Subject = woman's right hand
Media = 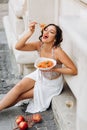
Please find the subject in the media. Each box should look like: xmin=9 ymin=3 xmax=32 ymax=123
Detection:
xmin=29 ymin=21 xmax=37 ymax=34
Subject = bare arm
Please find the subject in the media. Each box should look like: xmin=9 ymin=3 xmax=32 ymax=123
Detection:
xmin=15 ymin=22 xmax=40 ymax=51
xmin=52 ymin=47 xmax=77 ymax=75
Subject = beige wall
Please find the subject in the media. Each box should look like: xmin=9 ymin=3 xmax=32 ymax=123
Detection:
xmin=28 ymin=0 xmax=55 ymax=24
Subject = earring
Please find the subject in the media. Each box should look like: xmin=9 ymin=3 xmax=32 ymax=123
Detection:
xmin=54 ymin=39 xmax=56 ymax=42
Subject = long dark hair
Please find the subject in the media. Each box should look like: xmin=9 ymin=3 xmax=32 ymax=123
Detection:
xmin=39 ymin=24 xmax=63 ymax=47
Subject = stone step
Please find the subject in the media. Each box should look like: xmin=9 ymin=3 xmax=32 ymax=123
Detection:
xmin=52 ymin=83 xmax=76 ymax=130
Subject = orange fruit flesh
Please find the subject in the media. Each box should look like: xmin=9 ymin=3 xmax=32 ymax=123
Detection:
xmin=40 ymin=23 xmax=46 ymax=29
xmin=37 ymin=60 xmax=53 ymax=68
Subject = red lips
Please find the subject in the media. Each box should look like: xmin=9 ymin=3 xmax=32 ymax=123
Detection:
xmin=42 ymin=35 xmax=48 ymax=39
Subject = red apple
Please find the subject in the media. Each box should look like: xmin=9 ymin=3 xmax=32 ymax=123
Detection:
xmin=19 ymin=121 xmax=28 ymax=130
xmin=32 ymin=113 xmax=42 ymax=123
xmin=16 ymin=115 xmax=25 ymax=125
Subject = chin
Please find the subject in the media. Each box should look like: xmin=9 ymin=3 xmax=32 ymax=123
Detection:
xmin=42 ymin=39 xmax=49 ymax=43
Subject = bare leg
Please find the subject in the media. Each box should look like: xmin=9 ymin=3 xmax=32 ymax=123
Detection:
xmin=0 ymin=78 xmax=35 ymax=111
xmin=6 ymin=88 xmax=34 ymax=107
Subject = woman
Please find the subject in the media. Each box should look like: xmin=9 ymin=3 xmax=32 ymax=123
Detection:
xmin=0 ymin=22 xmax=77 ymax=113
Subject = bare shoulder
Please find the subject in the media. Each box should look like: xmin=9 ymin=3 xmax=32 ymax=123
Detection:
xmin=55 ymin=47 xmax=71 ymax=60
xmin=36 ymin=41 xmax=42 ymax=50
xmin=29 ymin=40 xmax=41 ymax=46
xmin=27 ymin=40 xmax=41 ymax=50
xmin=55 ymin=47 xmax=65 ymax=56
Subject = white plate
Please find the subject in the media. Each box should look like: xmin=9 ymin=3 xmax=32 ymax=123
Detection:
xmin=34 ymin=57 xmax=56 ymax=70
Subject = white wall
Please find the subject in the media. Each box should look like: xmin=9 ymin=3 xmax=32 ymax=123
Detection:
xmin=58 ymin=0 xmax=87 ymax=129
xmin=29 ymin=0 xmax=55 ymax=24
xmin=59 ymin=0 xmax=87 ymax=100
xmin=26 ymin=0 xmax=60 ymax=41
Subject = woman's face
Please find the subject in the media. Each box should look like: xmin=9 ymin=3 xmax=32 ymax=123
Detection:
xmin=41 ymin=25 xmax=56 ymax=44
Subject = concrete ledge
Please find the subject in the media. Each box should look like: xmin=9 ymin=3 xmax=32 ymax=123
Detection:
xmin=52 ymin=83 xmax=76 ymax=130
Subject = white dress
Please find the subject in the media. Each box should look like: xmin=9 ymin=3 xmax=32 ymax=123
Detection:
xmin=24 ymin=69 xmax=64 ymax=113
xmin=24 ymin=46 xmax=64 ymax=113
